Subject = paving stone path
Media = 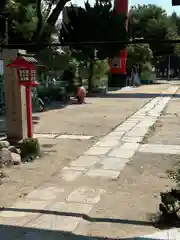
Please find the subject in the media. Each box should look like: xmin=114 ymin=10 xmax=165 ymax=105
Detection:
xmin=34 ymin=134 xmax=93 ymax=140
xmin=60 ymin=86 xmax=178 ymax=180
xmin=0 ymin=86 xmax=179 ymax=240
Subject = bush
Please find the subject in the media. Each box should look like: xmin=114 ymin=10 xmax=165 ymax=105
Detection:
xmin=156 ymin=165 xmax=180 ymax=226
xmin=20 ymin=138 xmax=41 ymax=161
xmin=157 ymin=189 xmax=180 ymax=225
xmin=38 ymin=87 xmax=65 ymax=101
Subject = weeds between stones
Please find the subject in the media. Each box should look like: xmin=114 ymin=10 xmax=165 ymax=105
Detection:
xmin=20 ymin=138 xmax=41 ymax=162
xmin=0 ymin=171 xmax=7 ymax=185
xmin=140 ymin=121 xmax=162 ymax=144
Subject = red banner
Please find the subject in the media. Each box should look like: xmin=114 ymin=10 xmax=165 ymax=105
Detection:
xmin=110 ymin=0 xmax=128 ymax=74
xmin=110 ymin=49 xmax=127 ymax=74
xmin=114 ymin=0 xmax=128 ymax=13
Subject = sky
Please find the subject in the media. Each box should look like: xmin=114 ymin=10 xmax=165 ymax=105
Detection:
xmin=72 ymin=0 xmax=180 ymax=15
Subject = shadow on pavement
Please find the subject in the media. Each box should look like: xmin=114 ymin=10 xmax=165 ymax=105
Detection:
xmin=90 ymin=93 xmax=180 ymax=99
xmin=0 ymin=223 xmax=162 ymax=240
xmin=36 ymin=99 xmax=84 ymax=112
xmin=0 ymin=207 xmax=161 ymax=239
xmin=32 ymin=116 xmax=40 ymax=125
xmin=0 ymin=207 xmax=152 ymax=226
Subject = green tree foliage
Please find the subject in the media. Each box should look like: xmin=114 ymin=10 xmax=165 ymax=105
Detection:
xmin=60 ymin=1 xmax=127 ymax=59
xmin=0 ymin=0 xmax=70 ymax=51
xmin=129 ymin=4 xmax=177 ymax=57
xmin=127 ymin=43 xmax=153 ymax=69
xmin=59 ymin=0 xmax=128 ymax=91
xmin=128 ymin=4 xmax=180 ymax=78
xmin=37 ymin=46 xmax=71 ymax=71
xmin=8 ymin=3 xmax=38 ymax=42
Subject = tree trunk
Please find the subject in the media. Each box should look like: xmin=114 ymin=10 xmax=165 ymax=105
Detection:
xmin=46 ymin=0 xmax=71 ymax=27
xmin=32 ymin=0 xmax=70 ymax=47
xmin=88 ymin=59 xmax=94 ymax=94
xmin=78 ymin=65 xmax=82 ymax=85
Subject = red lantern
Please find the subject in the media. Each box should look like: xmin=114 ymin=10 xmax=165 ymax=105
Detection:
xmin=7 ymin=55 xmax=39 ymax=138
xmin=7 ymin=56 xmax=39 ymax=87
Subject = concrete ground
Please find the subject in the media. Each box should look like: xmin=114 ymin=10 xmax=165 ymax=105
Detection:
xmin=33 ymin=84 xmax=169 ymax=136
xmin=0 ymin=83 xmax=178 ymax=239
xmin=144 ymin=88 xmax=180 ymax=145
xmin=0 ymin=84 xmax=167 ymax=208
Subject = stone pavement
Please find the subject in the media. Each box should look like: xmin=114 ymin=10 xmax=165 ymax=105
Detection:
xmin=33 ymin=84 xmax=170 ymax=137
xmin=140 ymin=228 xmax=180 ymax=240
xmin=0 ymin=85 xmax=179 ymax=239
xmin=60 ymin=86 xmax=178 ymax=180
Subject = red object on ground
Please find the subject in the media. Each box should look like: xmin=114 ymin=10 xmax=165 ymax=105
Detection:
xmin=110 ymin=0 xmax=128 ymax=75
xmin=7 ymin=56 xmax=39 ymax=138
xmin=77 ymin=86 xmax=86 ymax=103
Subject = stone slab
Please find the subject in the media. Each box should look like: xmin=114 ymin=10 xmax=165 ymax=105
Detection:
xmin=86 ymin=168 xmax=119 ymax=179
xmin=66 ymin=187 xmax=105 ymax=204
xmin=124 ymin=120 xmax=140 ymax=125
xmin=27 ymin=187 xmax=64 ymax=201
xmin=47 ymin=201 xmax=93 ymax=214
xmin=148 ymin=113 xmax=160 ymax=117
xmin=27 ymin=213 xmax=81 ymax=232
xmin=138 ymin=144 xmax=180 ymax=155
xmin=130 ymin=115 xmax=145 ymax=120
xmin=106 ymin=131 xmax=125 ymax=137
xmin=116 ymin=124 xmax=135 ymax=132
xmin=95 ymin=139 xmax=120 ymax=147
xmin=34 ymin=133 xmax=58 ymax=139
xmin=120 ymin=142 xmax=140 ymax=150
xmin=126 ymin=128 xmax=149 ymax=137
xmin=100 ymin=135 xmax=123 ymax=142
xmin=136 ymin=121 xmax=155 ymax=128
xmin=100 ymin=157 xmax=128 ymax=171
xmin=122 ymin=136 xmax=143 ymax=143
xmin=108 ymin=146 xmax=135 ymax=158
xmin=62 ymin=166 xmax=87 ymax=172
xmin=57 ymin=135 xmax=93 ymax=140
xmin=140 ymin=228 xmax=180 ymax=240
xmin=84 ymin=146 xmax=110 ymax=156
xmin=70 ymin=155 xmax=100 ymax=168
xmin=135 ymin=110 xmax=147 ymax=115
xmin=0 ymin=200 xmax=49 ymax=218
xmin=60 ymin=170 xmax=82 ymax=182
xmin=133 ymin=113 xmax=146 ymax=117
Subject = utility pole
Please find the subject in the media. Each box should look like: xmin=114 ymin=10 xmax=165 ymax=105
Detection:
xmin=0 ymin=14 xmax=8 ymax=45
xmin=168 ymin=55 xmax=171 ymax=81
xmin=5 ymin=18 xmax=8 ymax=45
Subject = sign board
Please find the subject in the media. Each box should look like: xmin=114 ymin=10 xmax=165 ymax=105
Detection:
xmin=111 ymin=57 xmax=121 ymax=68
